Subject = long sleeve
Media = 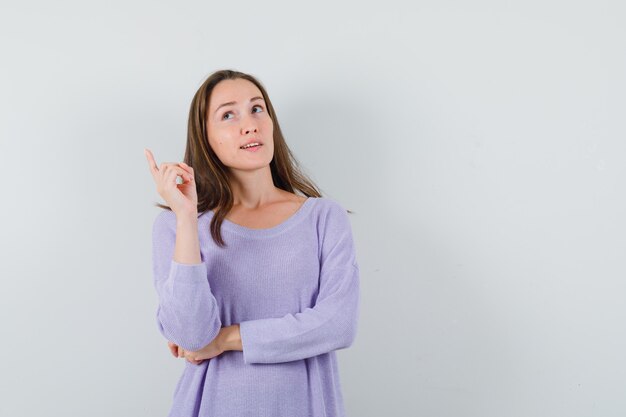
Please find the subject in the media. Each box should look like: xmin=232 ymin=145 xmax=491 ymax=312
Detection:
xmin=151 ymin=211 xmax=222 ymax=352
xmin=238 ymin=201 xmax=361 ymax=364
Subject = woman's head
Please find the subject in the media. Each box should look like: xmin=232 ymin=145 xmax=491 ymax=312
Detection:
xmin=155 ymin=69 xmax=322 ymax=247
xmin=205 ymin=77 xmax=274 ymax=174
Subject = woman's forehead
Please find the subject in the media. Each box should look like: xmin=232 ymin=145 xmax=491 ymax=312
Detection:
xmin=211 ymin=79 xmax=262 ymax=106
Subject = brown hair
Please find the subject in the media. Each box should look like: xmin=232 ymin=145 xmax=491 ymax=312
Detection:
xmin=153 ymin=68 xmax=326 ymax=247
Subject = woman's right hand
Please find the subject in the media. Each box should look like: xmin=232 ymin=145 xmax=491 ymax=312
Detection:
xmin=144 ymin=148 xmax=198 ymax=216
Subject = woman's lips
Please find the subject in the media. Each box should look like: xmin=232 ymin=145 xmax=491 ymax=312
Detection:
xmin=241 ymin=144 xmax=263 ymax=152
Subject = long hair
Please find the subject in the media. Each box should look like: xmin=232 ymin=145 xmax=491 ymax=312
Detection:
xmin=154 ymin=69 xmax=325 ymax=247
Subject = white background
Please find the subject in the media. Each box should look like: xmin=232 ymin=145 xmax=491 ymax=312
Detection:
xmin=0 ymin=1 xmax=624 ymax=416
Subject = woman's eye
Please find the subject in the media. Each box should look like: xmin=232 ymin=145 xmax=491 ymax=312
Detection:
xmin=222 ymin=105 xmax=263 ymax=120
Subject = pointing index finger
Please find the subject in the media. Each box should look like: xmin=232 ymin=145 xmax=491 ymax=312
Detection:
xmin=144 ymin=148 xmax=159 ymax=177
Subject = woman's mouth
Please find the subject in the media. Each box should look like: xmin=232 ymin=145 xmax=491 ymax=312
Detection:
xmin=240 ymin=143 xmax=263 ymax=152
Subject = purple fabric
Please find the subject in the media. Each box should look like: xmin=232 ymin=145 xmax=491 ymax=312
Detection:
xmin=151 ymin=197 xmax=360 ymax=417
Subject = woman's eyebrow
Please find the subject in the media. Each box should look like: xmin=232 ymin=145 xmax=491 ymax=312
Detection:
xmin=214 ymin=96 xmax=264 ymax=115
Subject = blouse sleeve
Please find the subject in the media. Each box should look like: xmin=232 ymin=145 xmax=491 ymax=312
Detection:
xmin=151 ymin=211 xmax=222 ymax=352
xmin=238 ymin=201 xmax=361 ymax=364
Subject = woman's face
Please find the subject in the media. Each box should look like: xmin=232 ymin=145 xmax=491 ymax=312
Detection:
xmin=206 ymin=78 xmax=274 ymax=172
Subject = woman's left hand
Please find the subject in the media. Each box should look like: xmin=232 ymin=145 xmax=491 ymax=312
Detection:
xmin=183 ymin=336 xmax=224 ymax=363
xmin=174 ymin=326 xmax=233 ymax=364
xmin=168 ymin=325 xmax=241 ymax=365
xmin=167 ymin=340 xmax=205 ymax=365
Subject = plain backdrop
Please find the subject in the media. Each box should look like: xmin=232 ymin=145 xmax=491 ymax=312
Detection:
xmin=1 ymin=1 xmax=624 ymax=416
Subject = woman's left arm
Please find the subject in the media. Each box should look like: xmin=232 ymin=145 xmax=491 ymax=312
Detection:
xmin=235 ymin=202 xmax=361 ymax=364
xmin=218 ymin=324 xmax=243 ymax=351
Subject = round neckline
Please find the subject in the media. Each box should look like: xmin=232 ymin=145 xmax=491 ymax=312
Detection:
xmin=209 ymin=197 xmax=316 ymax=237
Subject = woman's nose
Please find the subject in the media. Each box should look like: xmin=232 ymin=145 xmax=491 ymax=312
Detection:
xmin=240 ymin=115 xmax=258 ymax=135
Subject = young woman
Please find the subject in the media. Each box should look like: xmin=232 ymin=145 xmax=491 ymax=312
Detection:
xmin=144 ymin=69 xmax=360 ymax=417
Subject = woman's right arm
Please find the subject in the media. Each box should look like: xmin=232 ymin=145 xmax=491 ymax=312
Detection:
xmin=145 ymin=149 xmax=222 ymax=352
xmin=151 ymin=210 xmax=222 ymax=352
xmin=173 ymin=213 xmax=202 ymax=265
